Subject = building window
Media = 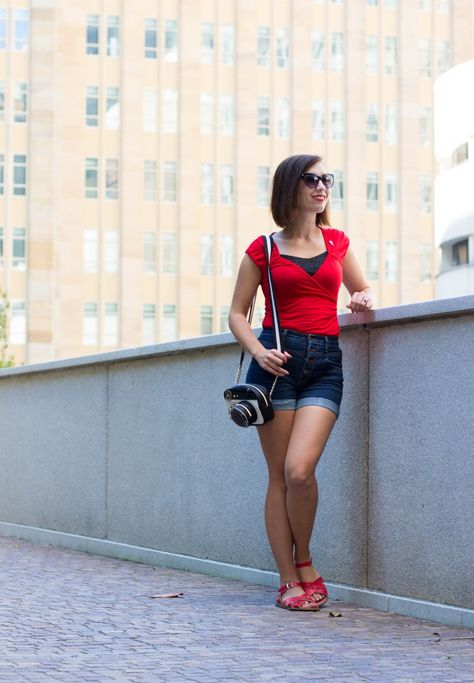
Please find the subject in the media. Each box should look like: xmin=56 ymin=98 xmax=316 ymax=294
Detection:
xmin=107 ymin=16 xmax=120 ymax=57
xmin=142 ymin=304 xmax=156 ymax=345
xmin=312 ymin=32 xmax=325 ymax=70
xmin=83 ymin=303 xmax=98 ymax=346
xmin=163 ymin=233 xmax=177 ymax=274
xmin=83 ymin=229 xmax=98 ymax=273
xmin=420 ymin=176 xmax=432 ymax=213
xmin=201 ymin=22 xmax=214 ymax=64
xmin=105 ymin=159 xmax=119 ymax=199
xmin=10 ymin=301 xmax=26 ymax=344
xmin=165 ymin=20 xmax=178 ymax=62
xmin=276 ymin=28 xmax=289 ymax=68
xmin=200 ymin=92 xmax=214 ymax=135
xmin=257 ymin=26 xmax=270 ymax=67
xmin=143 ymin=232 xmax=156 ymax=273
xmin=419 ymin=243 xmax=432 ymax=281
xmin=332 ymin=170 xmax=344 ymax=210
xmin=162 ymin=304 xmax=177 ymax=342
xmin=385 ymin=36 xmax=397 ymax=75
xmin=366 ymin=240 xmax=379 ymax=280
xmin=144 ymin=18 xmax=157 ymax=59
xmin=331 ymin=33 xmax=344 ymax=71
xmin=163 ymin=161 xmax=177 ymax=202
xmin=105 ymin=87 xmax=120 ymax=129
xmin=144 ymin=160 xmax=157 ymax=201
xmin=437 ymin=40 xmax=451 ymax=75
xmin=312 ymin=100 xmax=325 ymax=140
xmin=331 ymin=101 xmax=345 ymax=141
xmin=257 ymin=166 xmax=270 ymax=207
xmin=419 ymin=107 xmax=432 ymax=147
xmin=201 ymin=163 xmax=214 ymax=204
xmin=221 ymin=24 xmax=235 ymax=65
xmin=200 ymin=234 xmax=214 ymax=275
xmin=385 ymin=241 xmax=398 ymax=282
xmin=143 ymin=89 xmax=158 ymax=132
xmin=200 ymin=305 xmax=213 ymax=335
xmin=86 ymin=86 xmax=99 ymax=126
xmin=0 ymin=9 xmax=6 ymax=50
xmin=13 ymin=82 xmax=27 ymax=123
xmin=220 ymin=165 xmax=234 ymax=205
xmin=437 ymin=0 xmax=450 ymax=11
xmin=367 ymin=0 xmax=378 ymax=5
xmin=220 ymin=235 xmax=234 ymax=277
xmin=385 ymin=0 xmax=397 ymax=7
xmin=366 ymin=35 xmax=378 ymax=74
xmin=85 ymin=158 xmax=98 ymax=198
xmin=0 ymin=82 xmax=5 ymax=121
xmin=452 ymin=239 xmax=469 ymax=266
xmin=419 ymin=39 xmax=432 ymax=77
xmin=13 ymin=155 xmax=27 ymax=195
xmin=257 ymin=96 xmax=270 ymax=136
xmin=220 ymin=94 xmax=234 ymax=136
xmin=104 ymin=303 xmax=118 ymax=346
xmin=384 ymin=104 xmax=398 ymax=144
xmin=104 ymin=230 xmax=119 ymax=272
xmin=419 ymin=0 xmax=431 ymax=8
xmin=86 ymin=14 xmax=99 ymax=55
xmin=163 ymin=90 xmax=178 ymax=133
xmin=366 ymin=103 xmax=379 ymax=142
xmin=13 ymin=9 xmax=29 ymax=52
xmin=384 ymin=173 xmax=398 ymax=212
xmin=366 ymin=172 xmax=379 ymax=211
xmin=277 ymin=97 xmax=290 ymax=139
xmin=12 ymin=228 xmax=26 ymax=270
xmin=220 ymin=305 xmax=230 ymax=333
xmin=0 ymin=153 xmax=3 ymax=194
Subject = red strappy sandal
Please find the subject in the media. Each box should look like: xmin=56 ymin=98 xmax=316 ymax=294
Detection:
xmin=295 ymin=559 xmax=329 ymax=608
xmin=275 ymin=581 xmax=321 ymax=611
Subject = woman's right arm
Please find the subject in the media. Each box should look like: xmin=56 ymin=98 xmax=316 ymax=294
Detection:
xmin=228 ymin=255 xmax=290 ymax=377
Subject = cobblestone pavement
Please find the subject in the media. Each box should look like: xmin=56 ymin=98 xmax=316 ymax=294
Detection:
xmin=0 ymin=537 xmax=473 ymax=682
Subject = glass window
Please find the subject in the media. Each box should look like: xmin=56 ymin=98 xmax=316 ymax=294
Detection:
xmin=385 ymin=0 xmax=397 ymax=6
xmin=104 ymin=303 xmax=118 ymax=346
xmin=220 ymin=305 xmax=230 ymax=333
xmin=452 ymin=239 xmax=468 ymax=266
xmin=201 ymin=22 xmax=214 ymax=64
xmin=419 ymin=0 xmax=431 ymax=8
xmin=143 ymin=232 xmax=156 ymax=273
xmin=366 ymin=240 xmax=379 ymax=280
xmin=162 ymin=304 xmax=177 ymax=342
xmin=144 ymin=18 xmax=157 ymax=59
xmin=142 ymin=304 xmax=156 ymax=345
xmin=366 ymin=103 xmax=379 ymax=142
xmin=220 ymin=165 xmax=234 ymax=205
xmin=276 ymin=28 xmax=289 ymax=68
xmin=165 ymin=20 xmax=178 ymax=62
xmin=385 ymin=36 xmax=397 ymax=75
xmin=312 ymin=101 xmax=325 ymax=140
xmin=277 ymin=97 xmax=290 ymax=139
xmin=384 ymin=173 xmax=398 ymax=212
xmin=105 ymin=87 xmax=120 ymax=129
xmin=366 ymin=35 xmax=378 ymax=74
xmin=201 ymin=163 xmax=214 ymax=204
xmin=144 ymin=160 xmax=157 ymax=201
xmin=107 ymin=16 xmax=120 ymax=57
xmin=104 ymin=230 xmax=119 ymax=272
xmin=385 ymin=104 xmax=398 ymax=144
xmin=86 ymin=14 xmax=99 ymax=55
xmin=331 ymin=101 xmax=345 ymax=141
xmin=419 ymin=243 xmax=432 ymax=282
xmin=13 ymin=82 xmax=28 ymax=123
xmin=257 ymin=96 xmax=270 ymax=136
xmin=200 ymin=234 xmax=214 ymax=275
xmin=163 ymin=161 xmax=177 ymax=202
xmin=257 ymin=26 xmax=270 ymax=67
xmin=221 ymin=24 xmax=235 ymax=65
xmin=0 ymin=82 xmax=5 ymax=121
xmin=105 ymin=159 xmax=119 ymax=199
xmin=419 ymin=39 xmax=432 ymax=77
xmin=200 ymin=92 xmax=214 ymax=135
xmin=220 ymin=94 xmax=234 ymax=136
xmin=437 ymin=40 xmax=451 ymax=75
xmin=163 ymin=233 xmax=177 ymax=274
xmin=200 ymin=305 xmax=213 ymax=335
xmin=13 ymin=9 xmax=29 ymax=52
xmin=85 ymin=158 xmax=98 ymax=198
xmin=10 ymin=301 xmax=26 ymax=344
xmin=420 ymin=107 xmax=432 ymax=146
xmin=366 ymin=172 xmax=379 ymax=211
xmin=13 ymin=155 xmax=27 ymax=195
xmin=385 ymin=241 xmax=398 ymax=282
xmin=220 ymin=235 xmax=234 ymax=277
xmin=83 ymin=302 xmax=98 ymax=346
xmin=12 ymin=228 xmax=26 ymax=270
xmin=331 ymin=33 xmax=344 ymax=71
xmin=163 ymin=90 xmax=178 ymax=133
xmin=257 ymin=166 xmax=270 ymax=207
xmin=0 ymin=9 xmax=6 ymax=50
xmin=312 ymin=32 xmax=325 ymax=70
xmin=332 ymin=170 xmax=344 ymax=210
xmin=420 ymin=175 xmax=432 ymax=213
xmin=86 ymin=86 xmax=99 ymax=126
xmin=143 ymin=89 xmax=158 ymax=132
xmin=367 ymin=0 xmax=378 ymax=5
xmin=83 ymin=229 xmax=98 ymax=273
xmin=437 ymin=0 xmax=450 ymax=11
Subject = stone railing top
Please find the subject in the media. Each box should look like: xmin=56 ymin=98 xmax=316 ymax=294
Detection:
xmin=1 ymin=295 xmax=473 ymax=378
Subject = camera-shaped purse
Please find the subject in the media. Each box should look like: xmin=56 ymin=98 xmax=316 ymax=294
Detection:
xmin=224 ymin=383 xmax=275 ymax=428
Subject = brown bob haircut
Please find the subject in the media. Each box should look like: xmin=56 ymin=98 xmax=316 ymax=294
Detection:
xmin=270 ymin=154 xmax=331 ymax=228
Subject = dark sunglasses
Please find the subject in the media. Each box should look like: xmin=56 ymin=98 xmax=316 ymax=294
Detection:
xmin=301 ymin=172 xmax=335 ymax=189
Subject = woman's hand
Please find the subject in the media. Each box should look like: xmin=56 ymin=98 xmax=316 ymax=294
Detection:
xmin=346 ymin=291 xmax=374 ymax=313
xmin=254 ymin=349 xmax=292 ymax=377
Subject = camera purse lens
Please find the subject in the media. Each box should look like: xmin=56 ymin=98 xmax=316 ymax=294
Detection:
xmin=230 ymin=400 xmax=258 ymax=428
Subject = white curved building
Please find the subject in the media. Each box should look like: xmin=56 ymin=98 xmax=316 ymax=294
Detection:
xmin=434 ymin=59 xmax=474 ymax=298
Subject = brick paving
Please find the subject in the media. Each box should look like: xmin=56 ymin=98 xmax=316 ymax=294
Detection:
xmin=0 ymin=536 xmax=473 ymax=682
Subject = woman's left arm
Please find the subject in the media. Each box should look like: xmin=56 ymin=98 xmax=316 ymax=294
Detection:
xmin=342 ymin=246 xmax=375 ymax=313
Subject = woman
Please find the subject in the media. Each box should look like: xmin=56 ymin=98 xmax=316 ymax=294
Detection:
xmin=228 ymin=154 xmax=374 ymax=611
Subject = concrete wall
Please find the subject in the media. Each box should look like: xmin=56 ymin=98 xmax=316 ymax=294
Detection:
xmin=1 ymin=297 xmax=473 ymax=615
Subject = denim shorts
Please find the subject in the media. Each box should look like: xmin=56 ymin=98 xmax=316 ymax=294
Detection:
xmin=245 ymin=328 xmax=344 ymax=418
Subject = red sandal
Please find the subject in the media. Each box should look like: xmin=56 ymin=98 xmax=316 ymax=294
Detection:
xmin=295 ymin=559 xmax=329 ymax=608
xmin=275 ymin=581 xmax=321 ymax=611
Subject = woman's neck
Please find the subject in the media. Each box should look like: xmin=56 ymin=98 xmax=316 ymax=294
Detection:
xmin=283 ymin=217 xmax=321 ymax=241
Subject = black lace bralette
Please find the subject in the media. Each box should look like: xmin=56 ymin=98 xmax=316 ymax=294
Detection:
xmin=280 ymin=251 xmax=328 ymax=277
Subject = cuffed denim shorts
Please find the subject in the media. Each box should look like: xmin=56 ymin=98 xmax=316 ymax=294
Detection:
xmin=245 ymin=328 xmax=344 ymax=418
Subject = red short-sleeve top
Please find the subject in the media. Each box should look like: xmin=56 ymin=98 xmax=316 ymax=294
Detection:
xmin=245 ymin=227 xmax=350 ymax=336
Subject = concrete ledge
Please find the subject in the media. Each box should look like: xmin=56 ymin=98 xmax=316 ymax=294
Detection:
xmin=1 ymin=523 xmax=472 ymax=630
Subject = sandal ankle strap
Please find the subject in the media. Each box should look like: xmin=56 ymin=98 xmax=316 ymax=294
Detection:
xmin=295 ymin=559 xmax=313 ymax=569
xmin=278 ymin=581 xmax=301 ymax=594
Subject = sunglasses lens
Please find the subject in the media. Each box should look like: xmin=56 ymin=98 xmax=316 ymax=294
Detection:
xmin=322 ymin=174 xmax=334 ymax=188
xmin=302 ymin=174 xmax=317 ymax=188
